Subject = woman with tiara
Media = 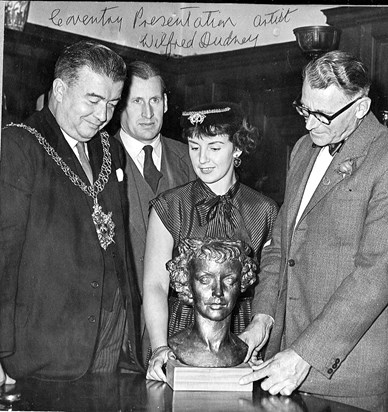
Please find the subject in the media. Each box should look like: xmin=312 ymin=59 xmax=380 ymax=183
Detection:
xmin=143 ymin=102 xmax=278 ymax=381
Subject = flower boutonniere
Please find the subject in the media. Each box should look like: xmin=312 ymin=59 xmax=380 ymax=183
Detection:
xmin=336 ymin=159 xmax=354 ymax=179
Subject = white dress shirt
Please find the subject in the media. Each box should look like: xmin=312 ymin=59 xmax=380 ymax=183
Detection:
xmin=294 ymin=146 xmax=333 ymax=228
xmin=61 ymin=129 xmax=90 ymax=161
xmin=119 ymin=129 xmax=162 ymax=176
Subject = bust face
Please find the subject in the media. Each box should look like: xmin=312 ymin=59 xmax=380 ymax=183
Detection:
xmin=189 ymin=258 xmax=242 ymax=322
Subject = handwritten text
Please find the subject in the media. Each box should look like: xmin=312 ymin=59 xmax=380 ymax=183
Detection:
xmin=133 ymin=6 xmax=236 ymax=29
xmin=49 ymin=6 xmax=123 ymax=32
xmin=253 ymin=8 xmax=298 ymax=27
xmin=139 ymin=30 xmax=259 ymax=56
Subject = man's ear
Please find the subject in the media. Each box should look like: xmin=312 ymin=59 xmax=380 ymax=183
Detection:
xmin=163 ymin=93 xmax=168 ymax=114
xmin=52 ymin=78 xmax=67 ymax=102
xmin=355 ymin=96 xmax=371 ymax=119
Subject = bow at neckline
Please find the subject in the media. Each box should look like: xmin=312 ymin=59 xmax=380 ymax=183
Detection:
xmin=195 ymin=180 xmax=240 ymax=227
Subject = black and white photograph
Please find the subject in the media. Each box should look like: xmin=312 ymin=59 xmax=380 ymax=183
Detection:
xmin=0 ymin=2 xmax=387 ymax=411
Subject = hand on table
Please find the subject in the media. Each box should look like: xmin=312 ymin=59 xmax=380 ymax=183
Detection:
xmin=146 ymin=346 xmax=176 ymax=382
xmin=239 ymin=348 xmax=311 ymax=396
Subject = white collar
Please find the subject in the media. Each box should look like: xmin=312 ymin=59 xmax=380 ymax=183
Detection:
xmin=119 ymin=129 xmax=162 ymax=160
xmin=61 ymin=129 xmax=91 ymax=159
xmin=61 ymin=128 xmax=79 ymax=151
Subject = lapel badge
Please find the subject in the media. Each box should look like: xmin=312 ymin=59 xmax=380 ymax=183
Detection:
xmin=322 ymin=176 xmax=331 ymax=186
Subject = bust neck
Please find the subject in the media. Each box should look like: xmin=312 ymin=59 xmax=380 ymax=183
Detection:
xmin=168 ymin=318 xmax=248 ymax=367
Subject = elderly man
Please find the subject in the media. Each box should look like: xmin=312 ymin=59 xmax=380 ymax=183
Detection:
xmin=0 ymin=40 xmax=143 ymax=382
xmin=240 ymin=51 xmax=388 ymax=412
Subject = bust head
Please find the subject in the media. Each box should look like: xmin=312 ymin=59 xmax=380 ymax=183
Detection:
xmin=167 ymin=237 xmax=256 ymax=310
xmin=166 ymin=238 xmax=257 ymax=367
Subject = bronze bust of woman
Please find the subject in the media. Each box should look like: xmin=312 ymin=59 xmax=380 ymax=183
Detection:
xmin=166 ymin=238 xmax=257 ymax=368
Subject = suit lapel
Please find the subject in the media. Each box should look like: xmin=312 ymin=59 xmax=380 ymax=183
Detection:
xmin=159 ymin=137 xmax=176 ymax=192
xmin=128 ymin=156 xmax=151 ymax=226
xmin=297 ymin=113 xmax=375 ymax=223
xmin=159 ymin=135 xmax=192 ymax=192
xmin=45 ymin=110 xmax=85 ymax=183
xmin=113 ymin=133 xmax=149 ymax=241
xmin=286 ymin=140 xmax=319 ymax=235
xmin=42 ymin=109 xmax=95 ymax=214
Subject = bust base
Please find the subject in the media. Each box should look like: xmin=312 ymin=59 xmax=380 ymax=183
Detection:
xmin=166 ymin=359 xmax=253 ymax=391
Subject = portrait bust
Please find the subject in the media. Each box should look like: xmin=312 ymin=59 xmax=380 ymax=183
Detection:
xmin=166 ymin=238 xmax=257 ymax=367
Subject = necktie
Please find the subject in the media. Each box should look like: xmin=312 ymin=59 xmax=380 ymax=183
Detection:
xmin=143 ymin=145 xmax=162 ymax=193
xmin=312 ymin=140 xmax=345 ymax=156
xmin=76 ymin=141 xmax=94 ymax=185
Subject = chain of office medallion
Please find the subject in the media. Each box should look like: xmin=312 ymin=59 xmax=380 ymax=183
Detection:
xmin=7 ymin=122 xmax=111 ymax=199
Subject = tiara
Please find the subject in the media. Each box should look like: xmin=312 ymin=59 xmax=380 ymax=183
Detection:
xmin=182 ymin=107 xmax=231 ymax=125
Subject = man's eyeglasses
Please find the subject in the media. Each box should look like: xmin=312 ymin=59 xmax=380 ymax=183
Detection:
xmin=292 ymin=95 xmax=363 ymax=125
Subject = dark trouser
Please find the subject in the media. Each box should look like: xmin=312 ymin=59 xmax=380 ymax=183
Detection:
xmin=89 ymin=289 xmax=126 ymax=373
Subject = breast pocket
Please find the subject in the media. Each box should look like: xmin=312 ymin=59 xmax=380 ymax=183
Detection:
xmin=328 ymin=188 xmax=367 ymax=241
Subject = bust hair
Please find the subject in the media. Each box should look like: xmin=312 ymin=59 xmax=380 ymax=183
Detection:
xmin=166 ymin=238 xmax=257 ymax=305
xmin=303 ymin=50 xmax=371 ymax=98
xmin=54 ymin=40 xmax=127 ymax=87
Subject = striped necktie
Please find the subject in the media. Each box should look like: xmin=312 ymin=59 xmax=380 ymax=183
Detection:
xmin=76 ymin=141 xmax=94 ymax=185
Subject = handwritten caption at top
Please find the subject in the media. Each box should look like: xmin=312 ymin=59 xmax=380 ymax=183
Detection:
xmin=48 ymin=5 xmax=298 ymax=56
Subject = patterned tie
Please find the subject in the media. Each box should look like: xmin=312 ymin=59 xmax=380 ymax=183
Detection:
xmin=143 ymin=145 xmax=162 ymax=193
xmin=76 ymin=142 xmax=94 ymax=185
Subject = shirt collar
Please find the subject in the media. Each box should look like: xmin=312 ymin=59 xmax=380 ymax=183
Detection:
xmin=120 ymin=129 xmax=162 ymax=160
xmin=61 ymin=128 xmax=79 ymax=151
xmin=60 ymin=128 xmax=91 ymax=159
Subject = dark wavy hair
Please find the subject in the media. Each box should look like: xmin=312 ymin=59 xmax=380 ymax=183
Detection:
xmin=54 ymin=40 xmax=127 ymax=87
xmin=181 ymin=102 xmax=258 ymax=155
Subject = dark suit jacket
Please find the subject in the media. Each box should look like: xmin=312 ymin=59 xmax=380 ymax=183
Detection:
xmin=114 ymin=131 xmax=196 ymax=364
xmin=253 ymin=112 xmax=388 ymax=397
xmin=0 ymin=107 xmax=143 ymax=380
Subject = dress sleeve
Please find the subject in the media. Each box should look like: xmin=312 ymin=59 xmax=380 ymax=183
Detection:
xmin=150 ymin=191 xmax=183 ymax=245
xmin=150 ymin=194 xmax=170 ymax=232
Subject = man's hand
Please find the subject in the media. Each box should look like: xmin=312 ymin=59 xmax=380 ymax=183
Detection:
xmin=239 ymin=348 xmax=311 ymax=396
xmin=239 ymin=314 xmax=274 ymax=363
xmin=0 ymin=362 xmax=15 ymax=386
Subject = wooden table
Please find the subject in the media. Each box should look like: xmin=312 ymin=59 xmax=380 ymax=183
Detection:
xmin=0 ymin=373 xmax=367 ymax=411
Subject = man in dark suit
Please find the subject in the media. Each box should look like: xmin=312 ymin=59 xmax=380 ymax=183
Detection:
xmin=114 ymin=61 xmax=196 ymax=366
xmin=240 ymin=51 xmax=388 ymax=411
xmin=0 ymin=40 xmax=143 ymax=383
